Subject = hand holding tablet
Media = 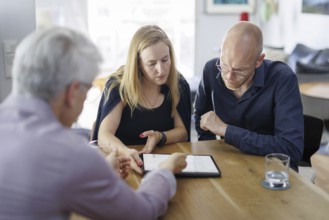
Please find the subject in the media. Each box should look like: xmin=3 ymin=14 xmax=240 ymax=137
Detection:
xmin=141 ymin=153 xmax=221 ymax=177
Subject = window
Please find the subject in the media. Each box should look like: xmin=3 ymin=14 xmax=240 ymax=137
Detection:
xmin=36 ymin=0 xmax=196 ymax=78
xmin=36 ymin=0 xmax=196 ymax=129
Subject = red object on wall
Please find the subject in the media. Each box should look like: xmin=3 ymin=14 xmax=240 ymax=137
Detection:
xmin=240 ymin=12 xmax=249 ymax=21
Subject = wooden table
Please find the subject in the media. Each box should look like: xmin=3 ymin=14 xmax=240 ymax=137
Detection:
xmin=311 ymin=153 xmax=329 ymax=195
xmin=299 ymin=82 xmax=329 ymax=100
xmin=72 ymin=140 xmax=329 ymax=220
xmin=299 ymin=82 xmax=329 ymax=120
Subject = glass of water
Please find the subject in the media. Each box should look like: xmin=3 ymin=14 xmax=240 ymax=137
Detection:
xmin=262 ymin=153 xmax=291 ymax=190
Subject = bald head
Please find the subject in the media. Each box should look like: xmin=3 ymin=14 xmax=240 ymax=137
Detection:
xmin=221 ymin=22 xmax=263 ymax=64
xmin=218 ymin=22 xmax=265 ymax=91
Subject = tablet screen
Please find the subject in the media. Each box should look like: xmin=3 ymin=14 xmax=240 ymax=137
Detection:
xmin=141 ymin=153 xmax=221 ymax=177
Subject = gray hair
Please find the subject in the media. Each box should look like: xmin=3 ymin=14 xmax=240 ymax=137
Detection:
xmin=12 ymin=27 xmax=102 ymax=102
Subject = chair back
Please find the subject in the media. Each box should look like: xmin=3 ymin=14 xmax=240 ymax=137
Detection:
xmin=300 ymin=115 xmax=324 ymax=166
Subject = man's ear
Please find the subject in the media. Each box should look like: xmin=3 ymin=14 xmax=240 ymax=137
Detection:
xmin=64 ymin=80 xmax=80 ymax=108
xmin=255 ymin=53 xmax=265 ymax=68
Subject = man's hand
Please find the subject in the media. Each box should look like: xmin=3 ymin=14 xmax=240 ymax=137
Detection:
xmin=123 ymin=148 xmax=144 ymax=174
xmin=200 ymin=111 xmax=227 ymax=137
xmin=105 ymin=148 xmax=131 ymax=179
xmin=159 ymin=152 xmax=187 ymax=173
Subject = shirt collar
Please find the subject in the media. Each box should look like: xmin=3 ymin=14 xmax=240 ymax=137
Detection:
xmin=253 ymin=61 xmax=265 ymax=88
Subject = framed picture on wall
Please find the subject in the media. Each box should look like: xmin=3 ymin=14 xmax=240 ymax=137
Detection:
xmin=206 ymin=0 xmax=255 ymax=14
xmin=302 ymin=0 xmax=329 ymax=15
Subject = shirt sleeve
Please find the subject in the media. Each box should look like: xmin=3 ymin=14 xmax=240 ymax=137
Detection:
xmin=194 ymin=59 xmax=217 ymax=140
xmin=63 ymin=148 xmax=176 ymax=220
xmin=138 ymin=168 xmax=176 ymax=215
xmin=224 ymin=68 xmax=304 ymax=171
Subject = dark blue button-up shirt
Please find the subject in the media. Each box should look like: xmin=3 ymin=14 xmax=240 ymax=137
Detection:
xmin=194 ymin=58 xmax=304 ymax=171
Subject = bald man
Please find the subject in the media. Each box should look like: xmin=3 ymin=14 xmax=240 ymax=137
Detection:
xmin=194 ymin=22 xmax=304 ymax=171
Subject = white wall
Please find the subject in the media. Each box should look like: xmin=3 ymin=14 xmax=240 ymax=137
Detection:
xmin=0 ymin=0 xmax=36 ymax=101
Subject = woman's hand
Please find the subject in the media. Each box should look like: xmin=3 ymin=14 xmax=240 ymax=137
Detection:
xmin=105 ymin=148 xmax=131 ymax=179
xmin=139 ymin=130 xmax=160 ymax=153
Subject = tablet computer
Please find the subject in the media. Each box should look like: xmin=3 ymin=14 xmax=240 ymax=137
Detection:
xmin=141 ymin=153 xmax=221 ymax=177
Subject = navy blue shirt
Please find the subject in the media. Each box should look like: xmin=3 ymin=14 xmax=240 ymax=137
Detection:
xmin=194 ymin=58 xmax=304 ymax=171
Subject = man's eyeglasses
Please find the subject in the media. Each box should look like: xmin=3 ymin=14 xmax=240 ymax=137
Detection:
xmin=215 ymin=59 xmax=249 ymax=79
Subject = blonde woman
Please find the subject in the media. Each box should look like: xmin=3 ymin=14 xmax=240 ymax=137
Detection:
xmin=93 ymin=25 xmax=191 ymax=173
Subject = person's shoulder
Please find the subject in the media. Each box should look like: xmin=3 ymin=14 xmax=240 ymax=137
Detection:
xmin=36 ymin=129 xmax=106 ymax=174
xmin=104 ymin=75 xmax=119 ymax=89
xmin=263 ymin=60 xmax=295 ymax=78
xmin=202 ymin=58 xmax=218 ymax=77
xmin=177 ymin=73 xmax=189 ymax=85
xmin=104 ymin=66 xmax=125 ymax=89
xmin=204 ymin=57 xmax=217 ymax=67
xmin=54 ymin=130 xmax=91 ymax=153
xmin=177 ymin=73 xmax=191 ymax=94
xmin=59 ymin=132 xmax=108 ymax=171
xmin=263 ymin=60 xmax=298 ymax=85
xmin=103 ymin=74 xmax=122 ymax=102
xmin=265 ymin=60 xmax=294 ymax=74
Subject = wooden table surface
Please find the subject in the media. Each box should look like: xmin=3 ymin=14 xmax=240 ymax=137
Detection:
xmin=299 ymin=82 xmax=329 ymax=120
xmin=311 ymin=153 xmax=329 ymax=195
xmin=72 ymin=140 xmax=329 ymax=220
xmin=299 ymin=82 xmax=329 ymax=100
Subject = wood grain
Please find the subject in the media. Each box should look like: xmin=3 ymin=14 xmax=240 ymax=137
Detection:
xmin=71 ymin=140 xmax=329 ymax=220
xmin=312 ymin=152 xmax=329 ymax=194
xmin=299 ymin=82 xmax=329 ymax=100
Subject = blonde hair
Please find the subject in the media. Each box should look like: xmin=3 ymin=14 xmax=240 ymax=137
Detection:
xmin=106 ymin=25 xmax=179 ymax=116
